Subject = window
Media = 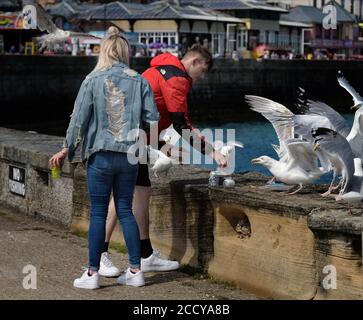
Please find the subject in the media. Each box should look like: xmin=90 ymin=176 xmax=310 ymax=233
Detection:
xmin=265 ymin=31 xmax=269 ymax=44
xmin=239 ymin=29 xmax=248 ymax=48
xmin=212 ymin=33 xmax=224 ymax=55
xmin=138 ymin=32 xmax=177 ymax=47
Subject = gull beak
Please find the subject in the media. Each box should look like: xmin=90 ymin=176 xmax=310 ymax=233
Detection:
xmin=313 ymin=143 xmax=320 ymax=152
xmin=350 ymin=104 xmax=359 ymax=110
xmin=251 ymin=158 xmax=260 ymax=165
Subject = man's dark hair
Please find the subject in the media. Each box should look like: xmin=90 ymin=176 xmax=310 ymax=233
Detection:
xmin=184 ymin=44 xmax=213 ymax=71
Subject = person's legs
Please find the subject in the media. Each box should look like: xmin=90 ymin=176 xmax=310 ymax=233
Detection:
xmin=133 ymin=185 xmax=153 ymax=258
xmin=74 ymin=152 xmax=113 ymax=289
xmin=134 ymin=163 xmax=153 ymax=258
xmin=105 ymin=197 xmax=118 ymax=246
xmin=86 ymin=153 xmax=114 ymax=272
xmin=113 ymin=153 xmax=141 ymax=270
xmin=134 ymin=164 xmax=180 ymax=272
xmin=113 ymin=153 xmax=145 ymax=287
xmin=98 ymin=197 xmax=121 ymax=277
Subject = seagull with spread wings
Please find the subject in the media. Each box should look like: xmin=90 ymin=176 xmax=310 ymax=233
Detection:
xmin=336 ymin=71 xmax=363 ymax=161
xmin=246 ymin=95 xmax=327 ymax=194
xmin=22 ymin=0 xmax=99 ymax=51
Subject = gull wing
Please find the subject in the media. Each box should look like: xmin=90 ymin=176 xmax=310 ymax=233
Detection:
xmin=347 ymin=109 xmax=363 ymax=159
xmin=337 ymin=71 xmax=363 ymax=106
xmin=312 ymin=127 xmax=355 ymax=193
xmin=285 ymin=139 xmax=319 ymax=172
xmin=296 ymin=87 xmax=350 ymax=137
xmin=246 ymin=95 xmax=294 ymax=159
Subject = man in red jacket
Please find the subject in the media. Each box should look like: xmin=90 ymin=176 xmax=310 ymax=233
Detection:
xmin=99 ymin=45 xmax=227 ymax=278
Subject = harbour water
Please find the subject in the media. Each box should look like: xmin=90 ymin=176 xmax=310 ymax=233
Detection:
xmin=196 ymin=113 xmax=355 ymax=184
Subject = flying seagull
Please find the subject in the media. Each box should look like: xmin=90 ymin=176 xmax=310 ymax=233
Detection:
xmin=213 ymin=140 xmax=244 ymax=176
xmin=147 ymin=145 xmax=175 ymax=177
xmin=337 ymin=70 xmax=363 ymax=110
xmin=22 ymin=1 xmax=99 ymax=51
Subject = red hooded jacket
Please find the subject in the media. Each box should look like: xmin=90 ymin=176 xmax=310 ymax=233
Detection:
xmin=142 ymin=53 xmax=212 ymax=154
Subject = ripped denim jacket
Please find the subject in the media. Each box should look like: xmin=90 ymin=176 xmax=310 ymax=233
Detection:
xmin=63 ymin=62 xmax=160 ymax=162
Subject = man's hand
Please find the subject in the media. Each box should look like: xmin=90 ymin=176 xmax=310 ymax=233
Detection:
xmin=211 ymin=149 xmax=227 ymax=168
xmin=49 ymin=148 xmax=68 ymax=168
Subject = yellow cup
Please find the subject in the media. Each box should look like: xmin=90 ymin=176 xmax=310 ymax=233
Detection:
xmin=51 ymin=166 xmax=61 ymax=179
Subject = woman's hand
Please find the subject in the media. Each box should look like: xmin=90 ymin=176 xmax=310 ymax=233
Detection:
xmin=49 ymin=148 xmax=68 ymax=168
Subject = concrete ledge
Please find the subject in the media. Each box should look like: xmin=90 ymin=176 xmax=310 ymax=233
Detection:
xmin=0 ymin=127 xmax=73 ymax=226
xmin=0 ymin=127 xmax=361 ymax=299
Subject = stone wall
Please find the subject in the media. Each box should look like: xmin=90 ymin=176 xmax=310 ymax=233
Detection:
xmin=0 ymin=127 xmax=361 ymax=299
xmin=0 ymin=128 xmax=74 ymax=226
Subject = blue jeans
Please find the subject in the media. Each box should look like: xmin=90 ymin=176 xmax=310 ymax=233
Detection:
xmin=87 ymin=151 xmax=140 ymax=271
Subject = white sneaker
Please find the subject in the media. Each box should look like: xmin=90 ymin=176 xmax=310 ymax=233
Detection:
xmin=117 ymin=268 xmax=145 ymax=287
xmin=98 ymin=252 xmax=121 ymax=277
xmin=141 ymin=249 xmax=180 ymax=272
xmin=73 ymin=270 xmax=99 ymax=289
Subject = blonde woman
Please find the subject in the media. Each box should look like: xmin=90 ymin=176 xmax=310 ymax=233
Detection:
xmin=49 ymin=27 xmax=159 ymax=289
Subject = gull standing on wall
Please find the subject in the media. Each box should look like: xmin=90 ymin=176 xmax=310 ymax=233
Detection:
xmin=246 ymin=95 xmax=327 ymax=194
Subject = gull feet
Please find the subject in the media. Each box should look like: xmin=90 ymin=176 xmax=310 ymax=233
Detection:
xmin=288 ymin=184 xmax=303 ymax=195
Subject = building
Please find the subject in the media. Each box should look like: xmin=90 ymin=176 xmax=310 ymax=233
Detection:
xmin=180 ymin=0 xmax=288 ymax=56
xmin=267 ymin=0 xmax=363 ymax=19
xmin=83 ymin=0 xmax=245 ymax=57
xmin=280 ymin=3 xmax=359 ymax=57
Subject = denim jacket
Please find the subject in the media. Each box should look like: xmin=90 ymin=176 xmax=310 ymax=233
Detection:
xmin=63 ymin=62 xmax=160 ymax=162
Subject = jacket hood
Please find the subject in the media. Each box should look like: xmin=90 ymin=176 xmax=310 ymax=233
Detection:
xmin=150 ymin=53 xmax=187 ymax=72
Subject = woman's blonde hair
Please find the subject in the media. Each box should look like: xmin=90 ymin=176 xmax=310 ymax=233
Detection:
xmin=94 ymin=26 xmax=130 ymax=71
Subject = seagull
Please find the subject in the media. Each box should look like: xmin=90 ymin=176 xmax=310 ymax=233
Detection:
xmin=336 ymin=72 xmax=363 ymax=160
xmin=147 ymin=145 xmax=177 ymax=177
xmin=22 ymin=1 xmax=99 ymax=51
xmin=337 ymin=70 xmax=363 ymax=110
xmin=158 ymin=125 xmax=191 ymax=164
xmin=295 ymin=87 xmax=352 ymax=195
xmin=246 ymin=95 xmax=327 ymax=194
xmin=312 ymin=127 xmax=363 ymax=204
xmin=159 ymin=125 xmax=181 ymax=146
xmin=296 ymin=78 xmax=363 ymax=194
xmin=296 ymin=87 xmax=351 ymax=138
xmin=213 ymin=140 xmax=244 ymax=175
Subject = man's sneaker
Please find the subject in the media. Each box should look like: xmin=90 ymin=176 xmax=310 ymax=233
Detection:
xmin=73 ymin=270 xmax=99 ymax=289
xmin=141 ymin=249 xmax=180 ymax=272
xmin=117 ymin=268 xmax=145 ymax=287
xmin=98 ymin=252 xmax=121 ymax=277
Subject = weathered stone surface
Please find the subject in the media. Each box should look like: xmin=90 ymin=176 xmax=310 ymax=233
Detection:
xmin=308 ymin=209 xmax=362 ymax=235
xmin=149 ymin=181 xmax=214 ymax=268
xmin=0 ymin=127 xmax=73 ymax=174
xmin=208 ymin=172 xmax=362 ymax=299
xmin=209 ymin=203 xmax=317 ymax=299
xmin=0 ymin=128 xmax=74 ymax=225
xmin=314 ymin=231 xmax=362 ymax=300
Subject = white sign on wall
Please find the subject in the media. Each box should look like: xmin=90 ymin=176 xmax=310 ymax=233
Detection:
xmin=9 ymin=165 xmax=25 ymax=197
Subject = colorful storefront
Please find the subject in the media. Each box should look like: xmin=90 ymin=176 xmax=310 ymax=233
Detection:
xmin=0 ymin=12 xmax=39 ymax=53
